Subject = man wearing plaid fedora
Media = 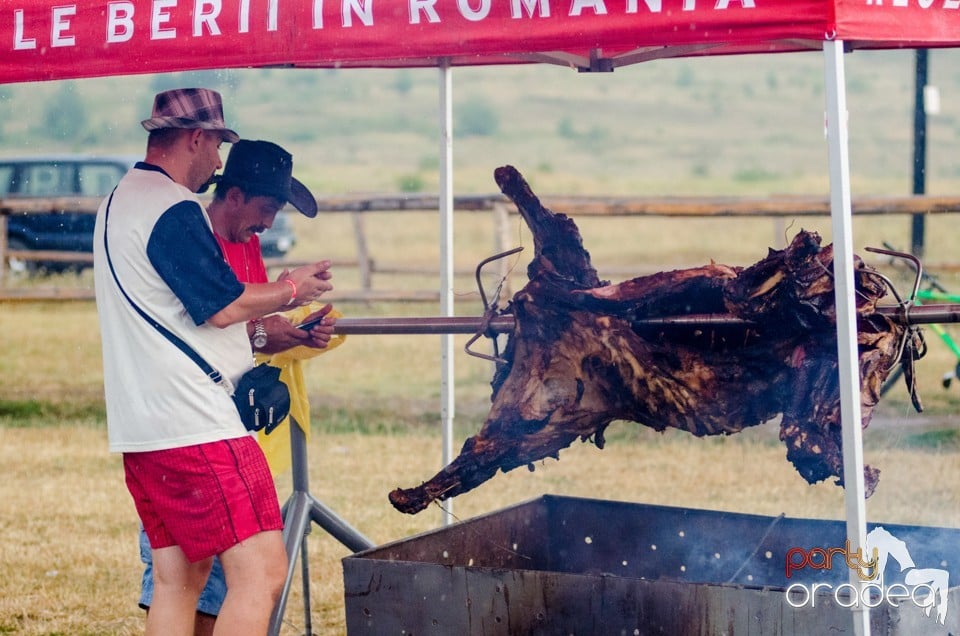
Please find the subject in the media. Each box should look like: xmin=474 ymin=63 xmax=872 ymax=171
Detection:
xmin=93 ymin=88 xmax=334 ymax=635
xmin=136 ymin=139 xmax=344 ymax=635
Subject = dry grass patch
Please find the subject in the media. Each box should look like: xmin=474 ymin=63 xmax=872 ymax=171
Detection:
xmin=1 ymin=421 xmax=957 ymax=635
xmin=3 ymin=205 xmax=960 ymax=634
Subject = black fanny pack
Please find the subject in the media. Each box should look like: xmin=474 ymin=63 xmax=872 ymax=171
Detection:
xmin=233 ymin=363 xmax=290 ymax=434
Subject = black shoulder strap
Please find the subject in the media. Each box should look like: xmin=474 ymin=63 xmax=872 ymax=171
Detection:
xmin=102 ymin=189 xmax=223 ymax=385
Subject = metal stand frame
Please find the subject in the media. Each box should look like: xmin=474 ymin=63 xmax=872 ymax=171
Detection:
xmin=268 ymin=417 xmax=374 ymax=636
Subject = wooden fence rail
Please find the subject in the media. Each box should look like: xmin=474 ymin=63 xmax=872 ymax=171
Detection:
xmin=2 ymin=193 xmax=960 ymax=301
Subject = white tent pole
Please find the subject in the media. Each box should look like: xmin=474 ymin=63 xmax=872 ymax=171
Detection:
xmin=823 ymin=39 xmax=870 ymax=636
xmin=438 ymin=60 xmax=455 ymax=527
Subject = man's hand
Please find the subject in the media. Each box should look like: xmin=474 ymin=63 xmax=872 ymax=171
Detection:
xmin=209 ymin=262 xmax=335 ymax=328
xmin=280 ymin=261 xmax=334 ymax=306
xmin=257 ymin=304 xmax=337 ymax=353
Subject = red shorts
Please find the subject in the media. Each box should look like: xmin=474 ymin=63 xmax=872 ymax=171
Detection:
xmin=124 ymin=436 xmax=282 ymax=563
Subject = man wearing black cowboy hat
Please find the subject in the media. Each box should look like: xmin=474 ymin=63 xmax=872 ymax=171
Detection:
xmin=93 ymin=88 xmax=335 ymax=635
xmin=205 ymin=139 xmax=329 ymax=346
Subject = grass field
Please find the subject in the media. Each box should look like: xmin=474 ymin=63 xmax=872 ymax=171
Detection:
xmin=3 ymin=47 xmax=960 ymax=633
xmin=2 ymin=211 xmax=960 ymax=633
xmin=0 ymin=421 xmax=958 ymax=635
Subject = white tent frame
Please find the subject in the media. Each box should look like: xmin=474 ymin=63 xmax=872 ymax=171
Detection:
xmin=823 ymin=39 xmax=870 ymax=636
xmin=433 ymin=39 xmax=872 ymax=633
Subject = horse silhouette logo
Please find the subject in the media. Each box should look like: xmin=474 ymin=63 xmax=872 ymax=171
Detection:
xmin=866 ymin=526 xmax=949 ymax=624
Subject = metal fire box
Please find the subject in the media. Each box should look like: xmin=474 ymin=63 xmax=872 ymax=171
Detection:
xmin=343 ymin=495 xmax=959 ymax=635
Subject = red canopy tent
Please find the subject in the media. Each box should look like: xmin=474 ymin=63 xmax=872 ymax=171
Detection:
xmin=0 ymin=1 xmax=958 ymax=79
xmin=4 ymin=4 xmax=956 ymax=634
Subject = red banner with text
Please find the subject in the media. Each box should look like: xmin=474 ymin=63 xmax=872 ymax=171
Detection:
xmin=0 ymin=1 xmax=957 ymax=84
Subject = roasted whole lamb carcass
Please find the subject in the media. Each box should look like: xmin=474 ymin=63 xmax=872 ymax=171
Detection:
xmin=389 ymin=165 xmax=904 ymax=514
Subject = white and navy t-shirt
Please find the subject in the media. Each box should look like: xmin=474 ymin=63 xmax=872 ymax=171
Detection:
xmin=93 ymin=163 xmax=252 ymax=453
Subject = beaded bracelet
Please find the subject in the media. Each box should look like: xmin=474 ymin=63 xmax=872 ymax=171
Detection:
xmin=284 ymin=278 xmax=297 ymax=305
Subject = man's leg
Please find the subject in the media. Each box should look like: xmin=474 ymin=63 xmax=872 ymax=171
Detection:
xmin=214 ymin=530 xmax=287 ymax=636
xmin=194 ymin=612 xmax=217 ymax=636
xmin=147 ymin=545 xmax=214 ymax=636
xmin=141 ymin=527 xmax=224 ymax=636
xmin=191 ymin=555 xmax=228 ymax=636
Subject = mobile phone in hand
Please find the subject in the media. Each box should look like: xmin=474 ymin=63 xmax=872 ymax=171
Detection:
xmin=296 ymin=316 xmax=324 ymax=331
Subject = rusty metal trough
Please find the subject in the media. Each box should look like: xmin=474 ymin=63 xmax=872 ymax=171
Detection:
xmin=343 ymin=495 xmax=959 ymax=635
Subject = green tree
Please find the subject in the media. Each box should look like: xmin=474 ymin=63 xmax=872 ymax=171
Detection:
xmin=150 ymin=73 xmax=183 ymax=93
xmin=42 ymin=82 xmax=88 ymax=141
xmin=150 ymin=70 xmax=241 ymax=93
xmin=392 ymin=71 xmax=414 ymax=95
xmin=0 ymin=87 xmax=12 ymax=140
xmin=675 ymin=65 xmax=695 ymax=88
xmin=456 ymin=97 xmax=499 ymax=137
xmin=557 ymin=116 xmax=577 ymax=139
xmin=397 ymin=173 xmax=425 ymax=192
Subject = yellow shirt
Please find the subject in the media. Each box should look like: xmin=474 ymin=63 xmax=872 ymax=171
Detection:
xmin=255 ymin=303 xmax=346 ymax=475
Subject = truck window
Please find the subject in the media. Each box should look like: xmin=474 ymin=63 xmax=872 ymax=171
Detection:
xmin=0 ymin=165 xmax=13 ymax=196
xmin=17 ymin=164 xmax=74 ymax=196
xmin=78 ymin=163 xmax=126 ymax=196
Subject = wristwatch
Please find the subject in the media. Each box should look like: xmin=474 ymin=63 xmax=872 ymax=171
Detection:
xmin=252 ymin=319 xmax=268 ymax=350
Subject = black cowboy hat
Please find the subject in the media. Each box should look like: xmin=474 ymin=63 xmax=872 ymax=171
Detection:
xmin=209 ymin=139 xmax=318 ymax=218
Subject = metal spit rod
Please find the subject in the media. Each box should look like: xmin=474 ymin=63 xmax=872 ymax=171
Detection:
xmin=331 ymin=304 xmax=960 ymax=336
xmin=332 ymin=315 xmax=515 ymax=335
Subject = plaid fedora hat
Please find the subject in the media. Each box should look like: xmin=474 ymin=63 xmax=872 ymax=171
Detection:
xmin=140 ymin=87 xmax=239 ymax=143
xmin=214 ymin=140 xmax=318 ymax=218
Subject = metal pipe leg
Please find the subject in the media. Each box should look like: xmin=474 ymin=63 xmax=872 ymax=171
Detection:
xmin=268 ymin=416 xmax=374 ymax=635
xmin=269 ymin=492 xmax=310 ymax=636
xmin=308 ymin=494 xmax=373 ymax=553
xmin=301 ymin=538 xmax=312 ymax=636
